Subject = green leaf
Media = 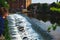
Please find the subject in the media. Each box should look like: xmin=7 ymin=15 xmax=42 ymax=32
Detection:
xmin=52 ymin=24 xmax=57 ymax=31
xmin=47 ymin=27 xmax=51 ymax=32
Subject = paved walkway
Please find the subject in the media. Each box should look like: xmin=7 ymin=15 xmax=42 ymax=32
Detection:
xmin=50 ymin=27 xmax=60 ymax=40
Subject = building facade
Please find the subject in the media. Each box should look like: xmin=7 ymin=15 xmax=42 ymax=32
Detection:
xmin=8 ymin=0 xmax=31 ymax=12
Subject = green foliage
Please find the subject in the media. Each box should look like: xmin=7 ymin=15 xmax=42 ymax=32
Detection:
xmin=0 ymin=0 xmax=9 ymax=9
xmin=47 ymin=23 xmax=57 ymax=32
xmin=4 ymin=19 xmax=11 ymax=40
xmin=50 ymin=7 xmax=60 ymax=12
xmin=56 ymin=2 xmax=60 ymax=6
xmin=50 ymin=2 xmax=60 ymax=12
xmin=28 ymin=3 xmax=49 ymax=13
xmin=27 ymin=4 xmax=34 ymax=10
xmin=47 ymin=27 xmax=51 ymax=32
xmin=52 ymin=23 xmax=57 ymax=31
xmin=42 ymin=3 xmax=48 ymax=11
xmin=4 ymin=1 xmax=9 ymax=9
xmin=37 ymin=3 xmax=42 ymax=12
xmin=50 ymin=2 xmax=57 ymax=7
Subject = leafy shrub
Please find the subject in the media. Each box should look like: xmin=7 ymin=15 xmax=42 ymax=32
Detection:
xmin=50 ymin=7 xmax=60 ymax=12
xmin=4 ymin=19 xmax=11 ymax=40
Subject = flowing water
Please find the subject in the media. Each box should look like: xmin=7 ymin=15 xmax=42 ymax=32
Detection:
xmin=7 ymin=13 xmax=59 ymax=40
xmin=7 ymin=14 xmax=44 ymax=40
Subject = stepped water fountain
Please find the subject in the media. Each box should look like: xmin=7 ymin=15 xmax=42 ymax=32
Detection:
xmin=7 ymin=13 xmax=52 ymax=40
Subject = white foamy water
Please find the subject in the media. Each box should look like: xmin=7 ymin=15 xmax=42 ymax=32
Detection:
xmin=7 ymin=14 xmax=43 ymax=40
